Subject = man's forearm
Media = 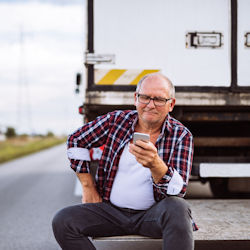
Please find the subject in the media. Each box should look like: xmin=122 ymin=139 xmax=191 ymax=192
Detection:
xmin=76 ymin=173 xmax=102 ymax=203
xmin=150 ymin=157 xmax=168 ymax=183
xmin=76 ymin=172 xmax=95 ymax=188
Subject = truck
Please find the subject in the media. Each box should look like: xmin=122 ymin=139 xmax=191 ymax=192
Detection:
xmin=75 ymin=0 xmax=250 ymax=198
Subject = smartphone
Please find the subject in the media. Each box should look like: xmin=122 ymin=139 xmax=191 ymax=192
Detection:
xmin=133 ymin=132 xmax=150 ymax=144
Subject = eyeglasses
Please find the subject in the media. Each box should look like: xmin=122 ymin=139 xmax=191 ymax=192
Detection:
xmin=136 ymin=93 xmax=172 ymax=107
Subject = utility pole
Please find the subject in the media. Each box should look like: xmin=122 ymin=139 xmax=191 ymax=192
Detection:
xmin=17 ymin=26 xmax=33 ymax=135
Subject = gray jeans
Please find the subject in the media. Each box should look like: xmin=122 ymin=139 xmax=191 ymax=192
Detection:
xmin=52 ymin=196 xmax=194 ymax=250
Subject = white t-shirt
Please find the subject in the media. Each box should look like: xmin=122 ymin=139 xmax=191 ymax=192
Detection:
xmin=110 ymin=143 xmax=156 ymax=210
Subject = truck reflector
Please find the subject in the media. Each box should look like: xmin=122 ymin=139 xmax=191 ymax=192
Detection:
xmin=78 ymin=105 xmax=84 ymax=115
xmin=95 ymin=69 xmax=160 ymax=85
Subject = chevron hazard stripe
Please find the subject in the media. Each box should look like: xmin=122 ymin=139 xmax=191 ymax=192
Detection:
xmin=95 ymin=69 xmax=160 ymax=85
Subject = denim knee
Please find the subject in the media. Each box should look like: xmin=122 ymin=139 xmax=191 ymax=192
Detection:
xmin=52 ymin=206 xmax=75 ymax=238
xmin=158 ymin=197 xmax=192 ymax=231
xmin=159 ymin=196 xmax=189 ymax=212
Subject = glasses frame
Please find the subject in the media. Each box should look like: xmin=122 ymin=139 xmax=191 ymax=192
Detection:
xmin=136 ymin=93 xmax=172 ymax=107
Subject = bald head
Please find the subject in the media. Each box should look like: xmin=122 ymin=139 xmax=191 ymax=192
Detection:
xmin=136 ymin=73 xmax=175 ymax=98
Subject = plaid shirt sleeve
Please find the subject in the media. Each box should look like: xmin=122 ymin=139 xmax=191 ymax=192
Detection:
xmin=153 ymin=128 xmax=194 ymax=199
xmin=67 ymin=113 xmax=112 ymax=173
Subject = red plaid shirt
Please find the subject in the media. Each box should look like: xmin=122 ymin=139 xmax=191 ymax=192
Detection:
xmin=68 ymin=110 xmax=198 ymax=231
xmin=67 ymin=110 xmax=194 ymax=200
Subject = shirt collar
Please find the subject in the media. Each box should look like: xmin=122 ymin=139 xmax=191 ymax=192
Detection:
xmin=131 ymin=111 xmax=138 ymax=131
xmin=162 ymin=114 xmax=172 ymax=134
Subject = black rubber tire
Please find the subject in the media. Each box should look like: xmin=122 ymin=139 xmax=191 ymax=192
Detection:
xmin=209 ymin=178 xmax=230 ymax=198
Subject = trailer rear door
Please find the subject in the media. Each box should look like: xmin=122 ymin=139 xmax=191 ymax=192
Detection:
xmin=90 ymin=0 xmax=230 ymax=87
xmin=238 ymin=0 xmax=250 ymax=86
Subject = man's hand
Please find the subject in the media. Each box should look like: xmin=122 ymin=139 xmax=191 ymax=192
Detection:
xmin=129 ymin=140 xmax=159 ymax=168
xmin=129 ymin=140 xmax=168 ymax=183
xmin=82 ymin=186 xmax=102 ymax=204
xmin=77 ymin=173 xmax=102 ymax=203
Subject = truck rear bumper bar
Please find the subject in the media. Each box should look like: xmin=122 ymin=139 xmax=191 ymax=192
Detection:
xmin=200 ymin=163 xmax=250 ymax=177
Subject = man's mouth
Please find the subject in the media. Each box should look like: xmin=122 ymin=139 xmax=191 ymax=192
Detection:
xmin=143 ymin=109 xmax=158 ymax=115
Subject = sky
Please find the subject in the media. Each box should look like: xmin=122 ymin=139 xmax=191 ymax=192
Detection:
xmin=0 ymin=0 xmax=86 ymax=135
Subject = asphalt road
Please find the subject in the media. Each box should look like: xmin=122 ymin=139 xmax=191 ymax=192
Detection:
xmin=0 ymin=144 xmax=79 ymax=250
xmin=0 ymin=144 xmax=246 ymax=250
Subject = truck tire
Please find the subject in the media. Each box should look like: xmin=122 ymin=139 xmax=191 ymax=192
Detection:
xmin=209 ymin=178 xmax=230 ymax=198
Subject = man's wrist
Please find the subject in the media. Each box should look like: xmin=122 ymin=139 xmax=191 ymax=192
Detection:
xmin=150 ymin=157 xmax=168 ymax=183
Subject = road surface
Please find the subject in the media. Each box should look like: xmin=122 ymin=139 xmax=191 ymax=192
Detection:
xmin=0 ymin=144 xmax=249 ymax=250
xmin=0 ymin=144 xmax=79 ymax=250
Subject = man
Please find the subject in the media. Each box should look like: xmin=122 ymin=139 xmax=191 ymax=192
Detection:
xmin=52 ymin=73 xmax=198 ymax=250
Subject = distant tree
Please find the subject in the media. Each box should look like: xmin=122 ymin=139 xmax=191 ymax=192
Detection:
xmin=46 ymin=131 xmax=54 ymax=137
xmin=5 ymin=127 xmax=16 ymax=138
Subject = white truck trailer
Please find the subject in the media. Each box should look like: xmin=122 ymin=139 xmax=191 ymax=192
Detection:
xmin=76 ymin=0 xmax=250 ymax=197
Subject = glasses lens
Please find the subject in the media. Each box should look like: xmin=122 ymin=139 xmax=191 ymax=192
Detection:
xmin=154 ymin=98 xmax=166 ymax=106
xmin=138 ymin=95 xmax=150 ymax=104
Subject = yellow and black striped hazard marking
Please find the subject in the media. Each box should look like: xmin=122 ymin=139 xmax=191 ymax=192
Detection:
xmin=95 ymin=69 xmax=160 ymax=85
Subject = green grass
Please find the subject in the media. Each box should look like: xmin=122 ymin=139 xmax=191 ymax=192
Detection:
xmin=0 ymin=136 xmax=67 ymax=164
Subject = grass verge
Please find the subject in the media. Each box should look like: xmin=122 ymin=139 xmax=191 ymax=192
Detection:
xmin=0 ymin=136 xmax=67 ymax=164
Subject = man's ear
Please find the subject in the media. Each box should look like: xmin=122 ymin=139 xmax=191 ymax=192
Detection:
xmin=169 ymin=98 xmax=176 ymax=112
xmin=134 ymin=92 xmax=137 ymax=106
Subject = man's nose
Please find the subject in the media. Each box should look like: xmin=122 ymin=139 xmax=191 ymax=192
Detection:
xmin=147 ymin=99 xmax=156 ymax=108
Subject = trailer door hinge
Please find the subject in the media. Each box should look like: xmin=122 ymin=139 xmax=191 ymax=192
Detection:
xmin=85 ymin=53 xmax=115 ymax=65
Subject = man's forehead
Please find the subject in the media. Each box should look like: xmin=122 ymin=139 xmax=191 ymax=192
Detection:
xmin=141 ymin=75 xmax=170 ymax=89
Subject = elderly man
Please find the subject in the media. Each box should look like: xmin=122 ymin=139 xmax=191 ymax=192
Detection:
xmin=52 ymin=73 xmax=197 ymax=250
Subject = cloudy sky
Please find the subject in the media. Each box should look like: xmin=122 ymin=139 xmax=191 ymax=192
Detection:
xmin=0 ymin=0 xmax=86 ymax=135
